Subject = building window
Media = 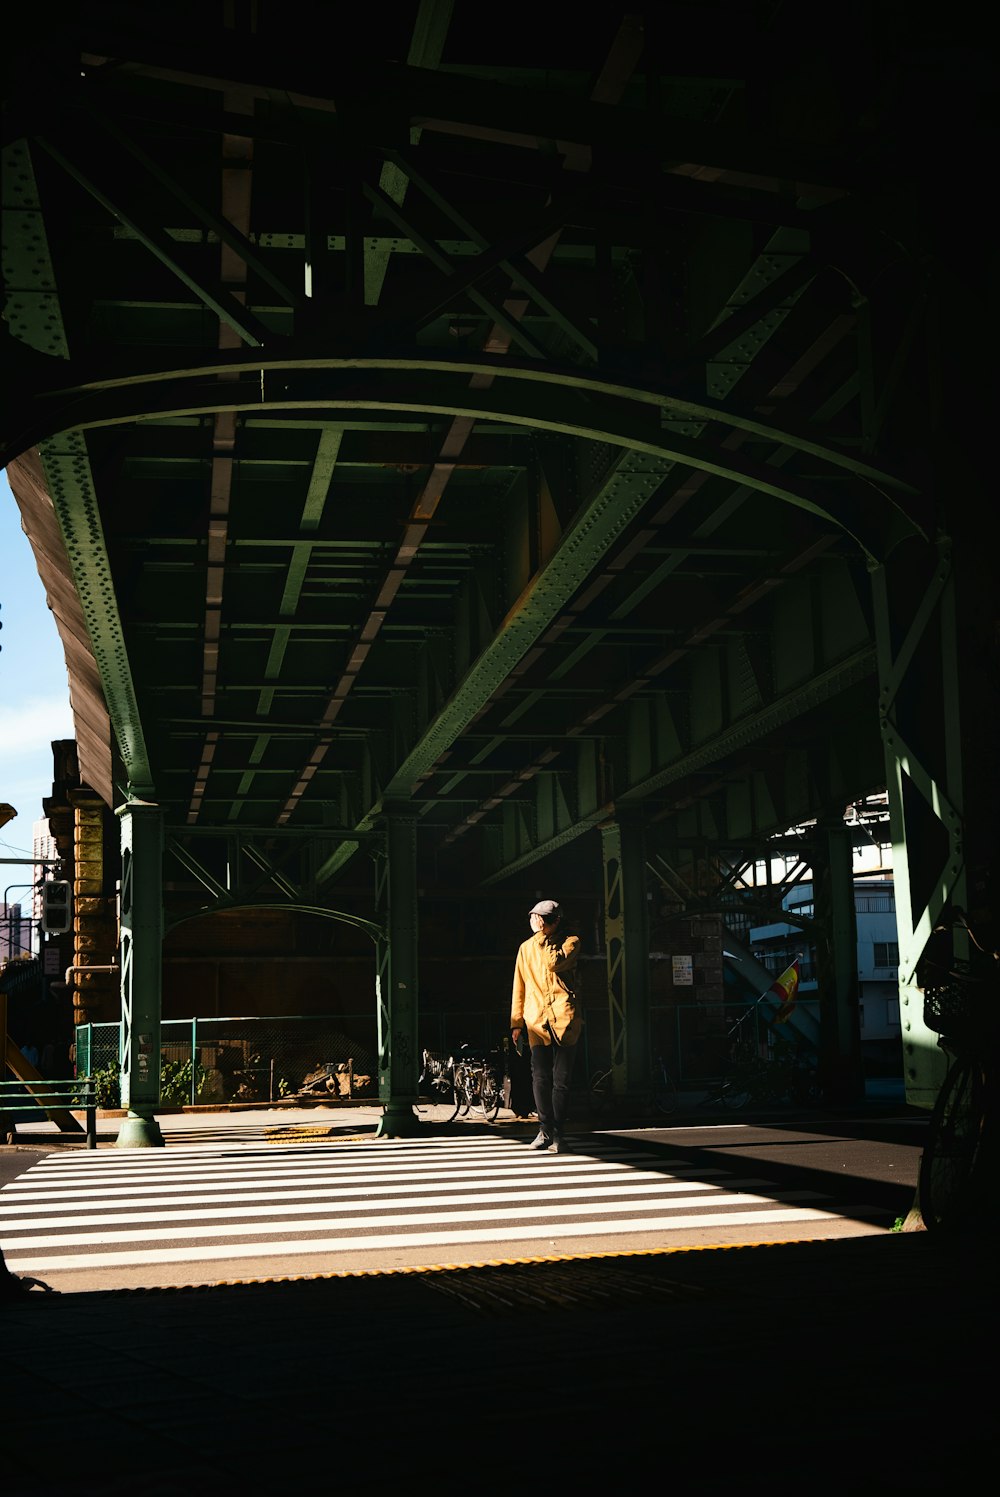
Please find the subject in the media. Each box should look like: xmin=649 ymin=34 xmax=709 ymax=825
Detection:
xmin=886 ymin=996 xmax=900 ymax=1028
xmin=856 ymin=895 xmax=895 ymax=915
xmin=873 ymin=941 xmax=899 ymax=969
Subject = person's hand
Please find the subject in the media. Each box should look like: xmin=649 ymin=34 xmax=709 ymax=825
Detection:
xmin=511 ymin=1027 xmax=523 ymax=1048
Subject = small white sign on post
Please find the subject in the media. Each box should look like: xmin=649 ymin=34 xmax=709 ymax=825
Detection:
xmin=672 ymin=954 xmax=694 ymax=986
xmin=43 ymin=947 xmax=62 ymax=974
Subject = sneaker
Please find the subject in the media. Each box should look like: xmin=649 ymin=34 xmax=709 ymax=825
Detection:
xmin=550 ymin=1134 xmax=571 ymax=1154
xmin=528 ymin=1130 xmax=552 ymax=1150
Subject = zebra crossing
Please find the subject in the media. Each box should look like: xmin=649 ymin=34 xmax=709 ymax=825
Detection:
xmin=0 ymin=1130 xmax=862 ymax=1281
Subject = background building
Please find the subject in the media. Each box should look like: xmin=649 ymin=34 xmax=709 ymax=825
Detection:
xmin=1 ymin=901 xmax=33 ymax=964
xmin=750 ymin=873 xmax=900 ymax=1079
xmin=31 ymin=818 xmax=59 ymax=926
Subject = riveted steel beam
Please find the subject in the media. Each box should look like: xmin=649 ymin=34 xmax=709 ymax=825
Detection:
xmin=1 ymin=140 xmax=70 ymax=358
xmin=38 ymin=431 xmax=155 ymax=797
xmin=315 ymin=448 xmax=675 ymax=882
xmin=116 ymin=800 xmax=165 ymax=1147
xmin=481 ymin=647 xmax=876 ymax=883
xmin=601 ymin=815 xmax=651 ymax=1101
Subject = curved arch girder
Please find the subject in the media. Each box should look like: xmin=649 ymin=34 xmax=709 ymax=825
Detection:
xmin=164 ymin=901 xmax=385 ymax=944
xmin=14 ymin=357 xmax=926 ymax=561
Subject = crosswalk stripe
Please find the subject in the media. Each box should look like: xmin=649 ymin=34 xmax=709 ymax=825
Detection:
xmin=2 ymin=1209 xmax=838 ymax=1272
xmin=0 ymin=1181 xmax=824 ymax=1238
xmin=0 ymin=1133 xmax=871 ymax=1276
xmin=0 ymin=1158 xmax=701 ymax=1202
xmin=0 ymin=1159 xmax=694 ymax=1202
xmin=4 ymin=1138 xmax=650 ymax=1177
xmin=0 ymin=1177 xmax=733 ymax=1226
xmin=1 ymin=1189 xmax=824 ymax=1249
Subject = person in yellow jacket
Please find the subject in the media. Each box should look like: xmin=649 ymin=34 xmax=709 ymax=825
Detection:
xmin=510 ymin=899 xmax=582 ymax=1153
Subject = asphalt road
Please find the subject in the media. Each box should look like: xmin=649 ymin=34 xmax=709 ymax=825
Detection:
xmin=0 ymin=1103 xmax=929 ymax=1291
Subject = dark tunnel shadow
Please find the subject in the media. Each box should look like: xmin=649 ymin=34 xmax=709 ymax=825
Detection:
xmin=2 ymin=1227 xmax=995 ymax=1497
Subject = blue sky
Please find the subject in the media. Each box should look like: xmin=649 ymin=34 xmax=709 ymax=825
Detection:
xmin=0 ymin=468 xmax=75 ymax=861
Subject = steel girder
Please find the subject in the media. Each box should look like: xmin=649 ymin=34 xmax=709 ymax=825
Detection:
xmin=116 ymin=800 xmax=165 ymax=1146
xmin=37 ymin=432 xmax=155 ymax=798
xmin=372 ymin=805 xmax=421 ymax=1136
xmin=872 ymin=543 xmax=968 ymax=1110
xmin=600 ymin=815 xmax=651 ymax=1101
xmin=161 ymin=826 xmax=385 ymax=941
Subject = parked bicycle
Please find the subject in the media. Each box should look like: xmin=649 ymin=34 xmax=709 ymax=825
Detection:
xmin=700 ymin=1041 xmax=820 ymax=1112
xmin=418 ymin=1043 xmax=504 ymax=1123
xmin=418 ymin=1048 xmax=455 ymax=1109
xmin=695 ymin=987 xmax=820 ymax=1112
xmin=916 ymin=913 xmax=997 ymax=1233
xmin=454 ymin=1049 xmax=504 ymax=1122
xmin=588 ymin=1055 xmax=678 ymax=1117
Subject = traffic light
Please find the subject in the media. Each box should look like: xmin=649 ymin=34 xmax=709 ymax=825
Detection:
xmin=41 ymin=879 xmax=72 ymax=935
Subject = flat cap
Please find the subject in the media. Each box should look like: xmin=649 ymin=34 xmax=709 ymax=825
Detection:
xmin=528 ymin=899 xmax=561 ymax=919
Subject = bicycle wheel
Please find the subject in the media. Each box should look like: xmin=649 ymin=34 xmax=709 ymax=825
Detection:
xmin=650 ymin=1064 xmax=678 ymax=1116
xmin=452 ymin=1066 xmax=473 ymax=1118
xmin=721 ymin=1075 xmax=751 ymax=1110
xmin=442 ymin=1070 xmax=462 ymax=1122
xmin=919 ymin=1056 xmax=989 ymax=1232
xmin=478 ymin=1068 xmax=502 ymax=1121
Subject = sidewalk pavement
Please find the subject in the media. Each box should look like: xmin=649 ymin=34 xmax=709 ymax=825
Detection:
xmin=4 ymin=1075 xmax=916 ymax=1148
xmin=7 ymin=1098 xmax=394 ymax=1146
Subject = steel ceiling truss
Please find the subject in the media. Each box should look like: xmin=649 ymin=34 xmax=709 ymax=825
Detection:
xmin=3 ymin=4 xmax=949 ymax=924
xmin=480 ymin=547 xmax=884 ymax=883
xmin=163 ymin=826 xmax=383 ymax=940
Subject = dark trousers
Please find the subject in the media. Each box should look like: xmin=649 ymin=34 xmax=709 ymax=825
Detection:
xmin=530 ymin=1039 xmax=578 ymax=1137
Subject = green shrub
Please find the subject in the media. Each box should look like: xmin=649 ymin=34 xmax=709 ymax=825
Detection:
xmin=160 ymin=1057 xmax=209 ymax=1105
xmin=80 ymin=1063 xmax=121 ymax=1109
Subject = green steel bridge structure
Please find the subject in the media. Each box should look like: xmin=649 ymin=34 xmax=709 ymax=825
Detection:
xmin=2 ymin=3 xmax=993 ymax=1161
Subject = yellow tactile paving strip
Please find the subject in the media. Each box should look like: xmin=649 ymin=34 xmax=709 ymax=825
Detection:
xmin=98 ymin=1237 xmax=790 ymax=1297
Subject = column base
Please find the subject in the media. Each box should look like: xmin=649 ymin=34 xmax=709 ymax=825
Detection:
xmin=115 ymin=1111 xmax=166 ymax=1148
xmin=375 ymin=1101 xmax=421 ymax=1137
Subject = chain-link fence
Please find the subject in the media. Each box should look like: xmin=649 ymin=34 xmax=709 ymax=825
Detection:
xmin=75 ymin=1016 xmax=379 ymax=1107
xmin=72 ymin=998 xmax=823 ymax=1108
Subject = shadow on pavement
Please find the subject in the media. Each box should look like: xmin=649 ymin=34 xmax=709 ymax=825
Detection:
xmin=2 ymin=1229 xmax=995 ymax=1493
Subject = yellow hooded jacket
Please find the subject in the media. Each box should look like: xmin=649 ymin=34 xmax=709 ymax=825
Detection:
xmin=511 ymin=928 xmax=582 ymax=1047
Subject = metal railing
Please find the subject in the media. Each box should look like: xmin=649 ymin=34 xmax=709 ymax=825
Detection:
xmin=0 ymin=1076 xmax=98 ymax=1147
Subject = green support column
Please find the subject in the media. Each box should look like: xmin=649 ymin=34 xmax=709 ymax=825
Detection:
xmin=871 ymin=542 xmax=966 ymax=1110
xmin=115 ymin=800 xmax=165 ymax=1147
xmin=600 ymin=814 xmax=651 ymax=1101
xmin=813 ymin=820 xmax=865 ymax=1105
xmin=374 ymin=803 xmax=421 ymax=1137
